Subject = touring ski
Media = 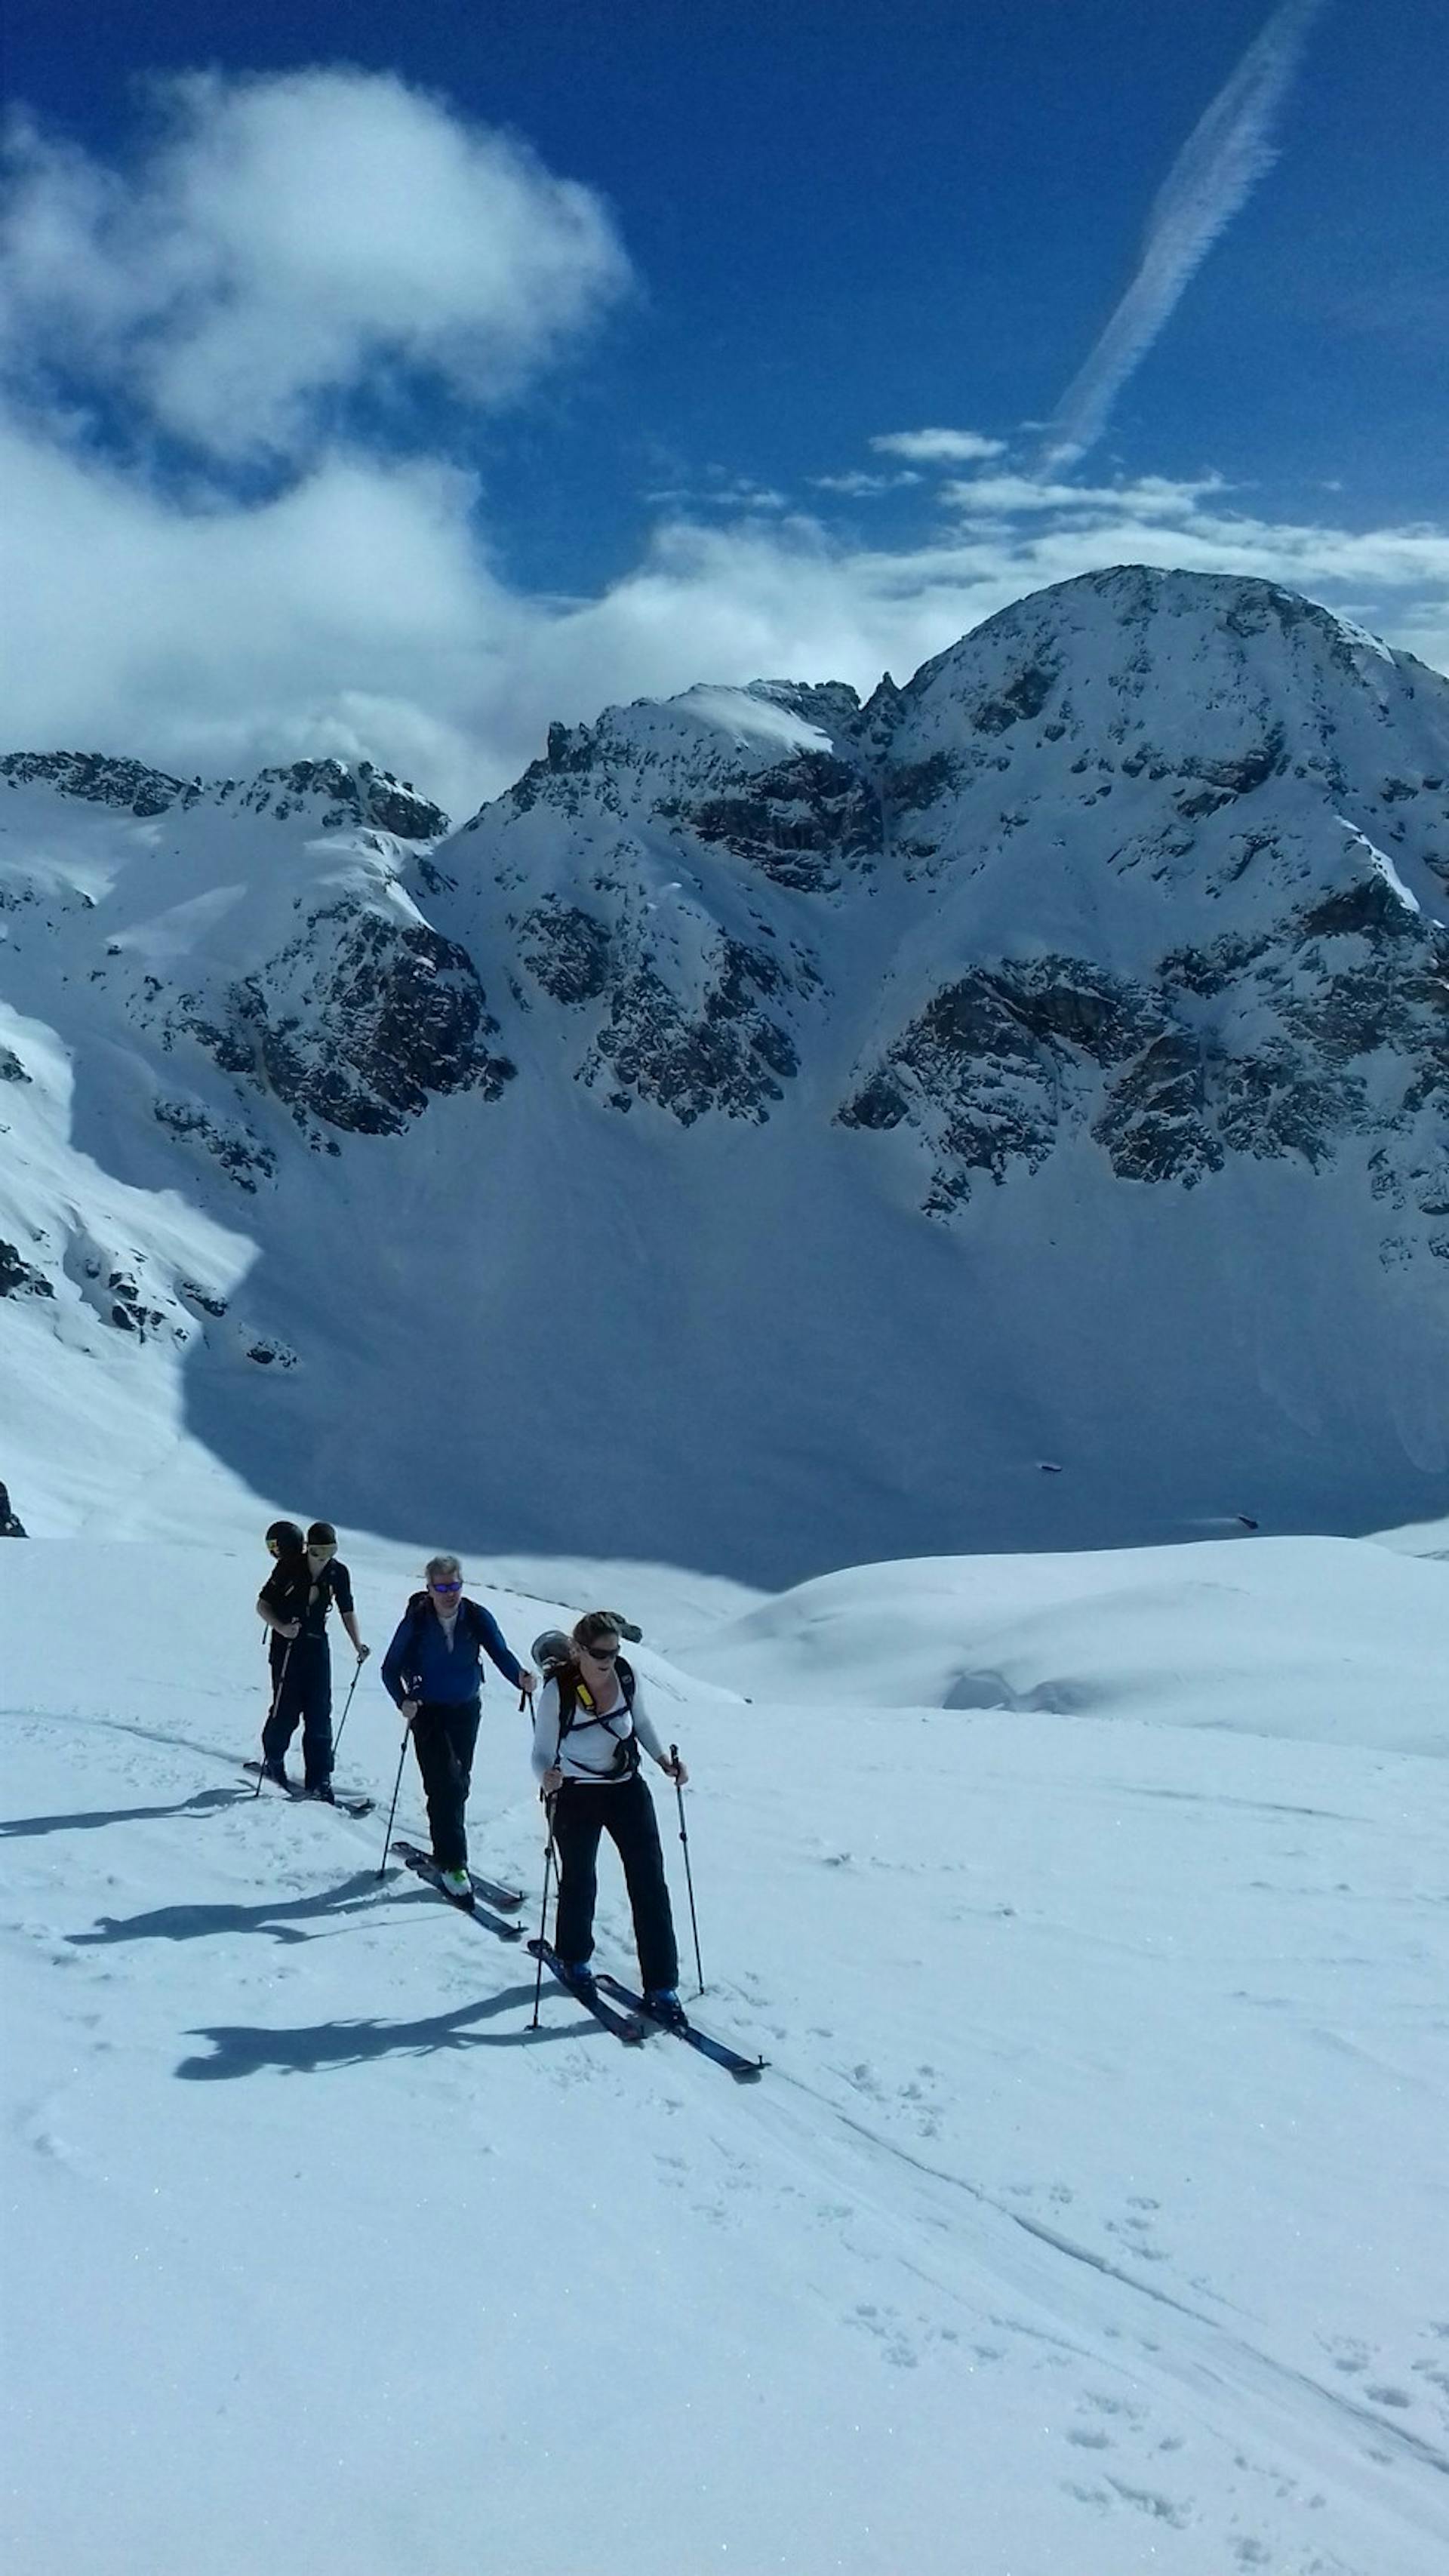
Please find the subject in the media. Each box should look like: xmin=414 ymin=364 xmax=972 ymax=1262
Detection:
xmin=596 ymin=1976 xmax=766 ymax=2081
xmin=461 ymin=1865 xmax=524 ymax=1913
xmin=243 ymin=1761 xmax=374 ymax=1818
xmin=390 ymin=1841 xmax=525 ymax=1940
xmin=386 ymin=1839 xmax=521 ymax=1913
xmin=528 ymin=1939 xmax=646 ymax=2044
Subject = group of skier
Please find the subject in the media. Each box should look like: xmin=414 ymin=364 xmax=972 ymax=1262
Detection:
xmin=255 ymin=1519 xmax=691 ymax=2026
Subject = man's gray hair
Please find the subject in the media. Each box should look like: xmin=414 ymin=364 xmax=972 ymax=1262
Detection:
xmin=425 ymin=1553 xmax=462 ymax=1584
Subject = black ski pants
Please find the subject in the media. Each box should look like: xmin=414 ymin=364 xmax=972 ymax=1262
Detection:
xmin=409 ymin=1698 xmax=481 ymax=1873
xmin=552 ymin=1772 xmax=678 ymax=1993
xmin=263 ymin=1636 xmax=333 ymax=1788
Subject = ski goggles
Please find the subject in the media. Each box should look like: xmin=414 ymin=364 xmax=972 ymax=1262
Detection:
xmin=429 ymin=1577 xmax=463 ymax=1595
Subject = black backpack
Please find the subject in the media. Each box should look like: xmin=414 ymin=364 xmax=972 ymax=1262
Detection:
xmin=548 ymin=1650 xmax=640 ymax=1778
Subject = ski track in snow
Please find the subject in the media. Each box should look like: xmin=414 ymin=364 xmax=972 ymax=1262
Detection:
xmin=4 ymin=1533 xmax=1449 ymax=2576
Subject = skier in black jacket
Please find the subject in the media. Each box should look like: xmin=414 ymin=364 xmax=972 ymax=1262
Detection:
xmin=257 ymin=1521 xmax=368 ymax=1797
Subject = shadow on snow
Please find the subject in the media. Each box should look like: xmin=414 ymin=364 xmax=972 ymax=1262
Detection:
xmin=1 ymin=1787 xmax=249 ymax=1838
xmin=174 ymin=1984 xmax=592 ymax=2077
xmin=67 ymin=1867 xmax=392 ymax=1949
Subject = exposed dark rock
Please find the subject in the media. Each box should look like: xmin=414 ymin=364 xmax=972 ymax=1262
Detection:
xmin=245 ymin=1337 xmax=297 ymax=1367
xmin=0 ymin=1479 xmax=25 ymax=1537
xmin=586 ymin=937 xmax=799 ymax=1124
xmin=0 ymin=1045 xmax=29 ymax=1082
xmin=1175 ymin=725 xmax=1286 ymax=803
xmin=1300 ymin=876 xmax=1421 ymax=940
xmin=0 ymin=1241 xmax=54 ymax=1299
xmin=153 ymin=1098 xmax=277 ymax=1190
xmin=1094 ymin=1033 xmax=1223 ymax=1185
xmin=233 ymin=759 xmax=448 ymax=839
xmin=188 ymin=909 xmax=516 ymax=1136
xmin=1214 ymin=1045 xmax=1368 ymax=1167
xmin=968 ymin=660 xmax=1060 ymax=734
xmin=0 ymin=751 xmax=195 ymax=817
xmin=106 ymin=1270 xmax=167 ymax=1337
xmin=680 ymin=750 xmax=881 ymax=889
xmin=518 ymin=900 xmax=613 ymax=1003
xmin=838 ymin=1070 xmax=909 ymax=1131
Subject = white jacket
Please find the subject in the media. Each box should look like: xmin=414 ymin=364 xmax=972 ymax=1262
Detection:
xmin=531 ymin=1669 xmax=668 ymax=1785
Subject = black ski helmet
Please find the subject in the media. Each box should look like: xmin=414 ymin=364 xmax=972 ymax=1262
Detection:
xmin=531 ymin=1630 xmax=572 ymax=1672
xmin=266 ymin=1519 xmax=305 ymax=1557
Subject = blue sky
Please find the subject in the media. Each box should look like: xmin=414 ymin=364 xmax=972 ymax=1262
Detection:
xmin=1 ymin=0 xmax=1444 ymax=812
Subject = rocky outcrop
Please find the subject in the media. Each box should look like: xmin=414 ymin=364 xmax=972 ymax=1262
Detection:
xmin=0 ymin=1242 xmax=54 ymax=1299
xmin=675 ymin=749 xmax=882 ymax=891
xmin=1 ymin=750 xmax=448 ymax=839
xmin=209 ymin=910 xmax=517 ymax=1138
xmin=517 ymin=900 xmax=614 ymax=1005
xmin=227 ymin=759 xmax=448 ymax=840
xmin=0 ymin=751 xmax=198 ymax=817
xmin=583 ymin=937 xmax=800 ymax=1124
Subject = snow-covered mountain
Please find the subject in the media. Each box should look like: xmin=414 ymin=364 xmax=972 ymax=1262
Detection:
xmin=2 ymin=568 xmax=1447 ymax=1574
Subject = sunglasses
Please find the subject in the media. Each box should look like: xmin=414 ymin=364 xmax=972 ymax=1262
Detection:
xmin=583 ymin=1642 xmax=620 ymax=1663
xmin=430 ymin=1578 xmax=463 ymax=1595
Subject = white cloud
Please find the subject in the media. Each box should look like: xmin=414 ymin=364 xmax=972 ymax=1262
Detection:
xmin=6 ymin=399 xmax=1445 ymax=829
xmin=0 ymin=66 xmax=1445 ymax=826
xmin=811 ymin=469 xmax=923 ymax=496
xmin=0 ymin=69 xmax=631 ymax=463
xmin=869 ymin=428 xmax=1006 ymax=466
xmin=1041 ymin=0 xmax=1326 ymax=470
xmin=941 ymin=470 xmax=1229 ymax=519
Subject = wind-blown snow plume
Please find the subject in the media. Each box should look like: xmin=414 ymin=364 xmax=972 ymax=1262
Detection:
xmin=1040 ymin=0 xmax=1326 ymax=471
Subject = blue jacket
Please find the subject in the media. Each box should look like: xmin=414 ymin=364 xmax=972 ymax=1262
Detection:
xmin=381 ymin=1593 xmax=523 ymax=1708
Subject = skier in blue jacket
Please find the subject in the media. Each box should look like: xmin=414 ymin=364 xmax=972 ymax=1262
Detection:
xmin=381 ymin=1555 xmax=534 ymax=1897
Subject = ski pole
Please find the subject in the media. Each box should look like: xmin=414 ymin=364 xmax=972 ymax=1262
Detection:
xmin=376 ymin=1726 xmax=410 ymax=1879
xmin=253 ymin=1636 xmax=294 ymax=1795
xmin=529 ymin=1793 xmax=558 ymax=2031
xmin=669 ymin=1743 xmax=704 ymax=1993
xmin=332 ymin=1651 xmax=367 ymax=1756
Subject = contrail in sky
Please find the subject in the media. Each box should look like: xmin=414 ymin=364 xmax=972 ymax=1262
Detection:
xmin=1039 ymin=0 xmax=1327 ymax=472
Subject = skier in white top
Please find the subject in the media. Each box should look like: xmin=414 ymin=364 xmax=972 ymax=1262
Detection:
xmin=532 ymin=1611 xmax=688 ymax=2021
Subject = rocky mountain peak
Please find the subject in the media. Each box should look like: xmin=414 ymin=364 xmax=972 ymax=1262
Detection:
xmin=223 ymin=759 xmax=449 ymax=840
xmin=1 ymin=750 xmax=200 ymax=819
xmin=0 ymin=749 xmax=448 ymax=842
xmin=3 ymin=566 xmax=1448 ymax=1571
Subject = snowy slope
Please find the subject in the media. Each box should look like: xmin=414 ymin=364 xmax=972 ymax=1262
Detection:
xmin=3 ymin=569 xmax=1449 ymax=1578
xmin=4 ymin=1531 xmax=1448 ymax=2576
